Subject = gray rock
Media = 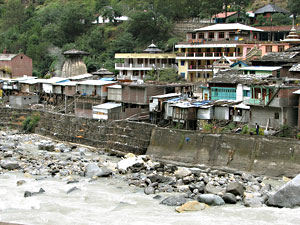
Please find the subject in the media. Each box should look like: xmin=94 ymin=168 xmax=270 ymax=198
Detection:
xmin=189 ymin=182 xmax=205 ymax=193
xmin=226 ymin=182 xmax=245 ymax=196
xmin=144 ymin=186 xmax=155 ymax=195
xmin=242 ymin=173 xmax=255 ymax=182
xmin=174 ymin=167 xmax=192 ymax=179
xmin=24 ymin=188 xmax=45 ymax=198
xmin=17 ymin=180 xmax=26 ymax=186
xmin=243 ymin=197 xmax=263 ymax=207
xmin=160 ymin=195 xmax=188 ymax=206
xmin=67 ymin=186 xmax=80 ymax=194
xmin=222 ymin=193 xmax=237 ymax=204
xmin=85 ymin=163 xmax=112 ymax=178
xmin=0 ymin=161 xmax=20 ymax=170
xmin=147 ymin=174 xmax=174 ymax=184
xmin=38 ymin=142 xmax=55 ymax=151
xmin=266 ymin=174 xmax=300 ymax=208
xmin=197 ymin=194 xmax=225 ymax=206
xmin=205 ymin=183 xmax=224 ymax=195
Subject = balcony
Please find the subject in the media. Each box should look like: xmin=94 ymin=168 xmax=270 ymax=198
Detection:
xmin=245 ymin=98 xmax=267 ymax=106
xmin=115 ymin=63 xmax=177 ymax=70
xmin=187 ymin=65 xmax=213 ymax=71
xmin=176 ymin=52 xmax=242 ymax=59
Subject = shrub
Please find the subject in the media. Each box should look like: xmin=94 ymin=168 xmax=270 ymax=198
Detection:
xmin=241 ymin=125 xmax=249 ymax=134
xmin=22 ymin=113 xmax=40 ymax=133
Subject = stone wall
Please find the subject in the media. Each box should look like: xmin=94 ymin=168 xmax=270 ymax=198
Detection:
xmin=147 ymin=127 xmax=300 ymax=177
xmin=0 ymin=107 xmax=154 ymax=155
xmin=1 ymin=107 xmax=300 ymax=177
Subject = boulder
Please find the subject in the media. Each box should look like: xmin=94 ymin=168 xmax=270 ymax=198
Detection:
xmin=226 ymin=182 xmax=245 ymax=196
xmin=189 ymin=182 xmax=205 ymax=193
xmin=222 ymin=193 xmax=237 ymax=204
xmin=175 ymin=201 xmax=208 ymax=213
xmin=147 ymin=174 xmax=174 ymax=184
xmin=144 ymin=186 xmax=155 ymax=195
xmin=266 ymin=174 xmax=300 ymax=208
xmin=38 ymin=141 xmax=55 ymax=151
xmin=160 ymin=195 xmax=188 ymax=206
xmin=17 ymin=180 xmax=26 ymax=186
xmin=205 ymin=183 xmax=224 ymax=195
xmin=243 ymin=197 xmax=264 ymax=207
xmin=117 ymin=156 xmax=145 ymax=172
xmin=197 ymin=194 xmax=225 ymax=206
xmin=24 ymin=188 xmax=45 ymax=198
xmin=0 ymin=161 xmax=20 ymax=170
xmin=85 ymin=163 xmax=112 ymax=178
xmin=175 ymin=167 xmax=192 ymax=179
xmin=67 ymin=186 xmax=80 ymax=194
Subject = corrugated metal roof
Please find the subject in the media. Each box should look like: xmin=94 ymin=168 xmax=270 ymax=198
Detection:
xmin=107 ymin=84 xmax=122 ymax=89
xmin=289 ymin=64 xmax=300 ymax=72
xmin=0 ymin=54 xmax=17 ymax=61
xmin=194 ymin=23 xmax=263 ymax=32
xmin=77 ymin=80 xmax=116 ymax=86
xmin=93 ymin=102 xmax=121 ymax=110
xmin=239 ymin=66 xmax=282 ymax=71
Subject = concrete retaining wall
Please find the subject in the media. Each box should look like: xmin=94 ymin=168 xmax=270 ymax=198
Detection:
xmin=147 ymin=127 xmax=300 ymax=177
xmin=1 ymin=107 xmax=299 ymax=177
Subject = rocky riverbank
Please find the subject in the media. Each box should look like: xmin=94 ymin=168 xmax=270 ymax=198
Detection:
xmin=0 ymin=129 xmax=299 ymax=214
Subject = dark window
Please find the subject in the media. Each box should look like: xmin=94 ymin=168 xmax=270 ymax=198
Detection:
xmin=219 ymin=32 xmax=225 ymax=39
xmin=250 ymin=70 xmax=255 ymax=74
xmin=208 ymin=32 xmax=214 ymax=39
xmin=150 ymin=59 xmax=155 ymax=64
xmin=180 ymin=72 xmax=185 ymax=78
xmin=181 ymin=61 xmax=185 ymax=66
xmin=266 ymin=46 xmax=272 ymax=53
xmin=275 ymin=112 xmax=279 ymax=119
xmin=198 ymin=32 xmax=204 ymax=39
xmin=278 ymin=46 xmax=284 ymax=52
xmin=137 ymin=59 xmax=143 ymax=64
xmin=192 ymin=33 xmax=196 ymax=39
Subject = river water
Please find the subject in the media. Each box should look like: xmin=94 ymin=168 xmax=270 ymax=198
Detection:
xmin=0 ymin=133 xmax=300 ymax=225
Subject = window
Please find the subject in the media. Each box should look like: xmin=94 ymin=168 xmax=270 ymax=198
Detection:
xmin=219 ymin=32 xmax=225 ymax=39
xmin=137 ymin=59 xmax=143 ymax=64
xmin=180 ymin=72 xmax=185 ymax=78
xmin=266 ymin=46 xmax=272 ymax=53
xmin=197 ymin=73 xmax=201 ymax=78
xmin=243 ymin=90 xmax=250 ymax=97
xmin=198 ymin=32 xmax=204 ymax=39
xmin=181 ymin=61 xmax=185 ymax=66
xmin=278 ymin=46 xmax=284 ymax=52
xmin=250 ymin=70 xmax=255 ymax=74
xmin=150 ymin=59 xmax=155 ymax=64
xmin=208 ymin=32 xmax=214 ymax=39
xmin=192 ymin=33 xmax=196 ymax=39
xmin=275 ymin=112 xmax=279 ymax=120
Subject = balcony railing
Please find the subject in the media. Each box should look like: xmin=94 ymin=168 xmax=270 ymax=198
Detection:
xmin=188 ymin=65 xmax=213 ymax=70
xmin=245 ymin=98 xmax=267 ymax=106
xmin=115 ymin=63 xmax=177 ymax=69
xmin=176 ymin=52 xmax=242 ymax=58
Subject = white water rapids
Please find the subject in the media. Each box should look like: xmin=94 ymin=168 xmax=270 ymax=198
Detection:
xmin=0 ymin=133 xmax=299 ymax=225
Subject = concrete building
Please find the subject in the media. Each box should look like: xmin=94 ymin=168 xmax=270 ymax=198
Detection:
xmin=9 ymin=95 xmax=39 ymax=108
xmin=176 ymin=23 xmax=289 ymax=82
xmin=115 ymin=43 xmax=176 ymax=81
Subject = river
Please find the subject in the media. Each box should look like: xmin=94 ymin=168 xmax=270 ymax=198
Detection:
xmin=0 ymin=132 xmax=299 ymax=225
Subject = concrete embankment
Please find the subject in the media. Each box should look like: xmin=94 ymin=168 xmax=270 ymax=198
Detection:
xmin=1 ymin=107 xmax=300 ymax=177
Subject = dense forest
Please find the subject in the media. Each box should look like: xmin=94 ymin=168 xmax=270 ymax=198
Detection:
xmin=0 ymin=0 xmax=299 ymax=77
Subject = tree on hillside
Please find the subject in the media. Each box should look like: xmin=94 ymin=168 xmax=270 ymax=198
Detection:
xmin=1 ymin=0 xmax=26 ymax=29
xmin=288 ymin=0 xmax=300 ymax=19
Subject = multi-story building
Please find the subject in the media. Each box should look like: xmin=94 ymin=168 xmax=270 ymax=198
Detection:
xmin=115 ymin=43 xmax=176 ymax=81
xmin=176 ymin=23 xmax=290 ymax=83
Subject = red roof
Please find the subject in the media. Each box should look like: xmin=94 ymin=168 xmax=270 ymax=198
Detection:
xmin=256 ymin=25 xmax=300 ymax=32
xmin=213 ymin=12 xmax=237 ymax=19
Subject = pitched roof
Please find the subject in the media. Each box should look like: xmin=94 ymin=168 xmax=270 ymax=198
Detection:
xmin=255 ymin=25 xmax=299 ymax=32
xmin=254 ymin=4 xmax=289 ymax=15
xmin=0 ymin=54 xmax=18 ymax=61
xmin=208 ymin=70 xmax=273 ymax=85
xmin=194 ymin=23 xmax=263 ymax=32
xmin=257 ymin=52 xmax=299 ymax=62
xmin=289 ymin=64 xmax=300 ymax=72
